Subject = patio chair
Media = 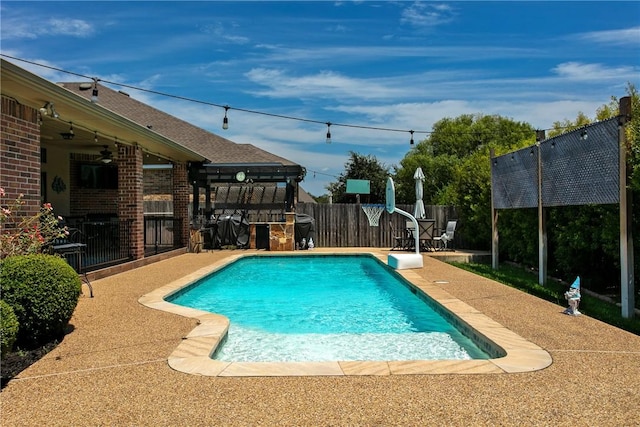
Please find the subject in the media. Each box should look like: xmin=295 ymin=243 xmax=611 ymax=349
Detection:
xmin=433 ymin=220 xmax=457 ymax=251
xmin=417 ymin=219 xmax=436 ymax=252
xmin=390 ymin=220 xmax=411 ymax=251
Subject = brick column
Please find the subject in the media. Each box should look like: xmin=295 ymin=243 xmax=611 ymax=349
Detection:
xmin=172 ymin=161 xmax=190 ymax=248
xmin=118 ymin=144 xmax=144 ymax=259
xmin=0 ymin=96 xmax=41 ymax=219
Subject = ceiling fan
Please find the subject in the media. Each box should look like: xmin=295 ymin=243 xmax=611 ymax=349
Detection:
xmin=97 ymin=145 xmax=113 ymax=164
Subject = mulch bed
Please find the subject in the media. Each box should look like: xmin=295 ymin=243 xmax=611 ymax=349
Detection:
xmin=1 ymin=341 xmax=59 ymax=389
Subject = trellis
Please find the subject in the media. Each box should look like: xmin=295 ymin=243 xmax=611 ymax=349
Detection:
xmin=490 ymin=97 xmax=634 ymax=318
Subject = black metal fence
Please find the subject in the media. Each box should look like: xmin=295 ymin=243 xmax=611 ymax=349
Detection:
xmin=144 ymin=216 xmax=182 ymax=255
xmin=54 ymin=219 xmax=134 ymax=272
xmin=82 ymin=219 xmax=133 ymax=271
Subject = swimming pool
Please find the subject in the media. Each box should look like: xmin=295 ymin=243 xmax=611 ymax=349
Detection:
xmin=139 ymin=249 xmax=552 ymax=376
xmin=167 ymin=254 xmax=489 ymax=362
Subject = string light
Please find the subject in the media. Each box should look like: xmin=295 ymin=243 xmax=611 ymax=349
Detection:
xmin=91 ymin=78 xmax=99 ymax=103
xmin=409 ymin=130 xmax=414 ymax=145
xmin=222 ymin=106 xmax=229 ymax=130
xmin=61 ymin=122 xmax=75 ymax=139
xmin=325 ymin=122 xmax=332 ymax=144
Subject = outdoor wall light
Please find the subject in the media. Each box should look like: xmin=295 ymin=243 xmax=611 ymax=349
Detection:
xmin=50 ymin=103 xmax=59 ymax=118
xmin=39 ymin=101 xmax=59 ymax=118
xmin=39 ymin=102 xmax=49 ymax=115
xmin=222 ymin=106 xmax=229 ymax=130
xmin=326 ymin=122 xmax=332 ymax=144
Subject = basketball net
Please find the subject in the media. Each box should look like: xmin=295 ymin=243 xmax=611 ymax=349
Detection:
xmin=361 ymin=204 xmax=385 ymax=227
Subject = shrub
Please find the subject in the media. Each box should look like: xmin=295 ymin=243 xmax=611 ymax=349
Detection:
xmin=0 ymin=254 xmax=81 ymax=348
xmin=0 ymin=187 xmax=67 ymax=259
xmin=0 ymin=300 xmax=19 ymax=355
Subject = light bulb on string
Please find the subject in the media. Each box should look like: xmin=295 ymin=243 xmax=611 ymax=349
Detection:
xmin=222 ymin=106 xmax=229 ymax=130
xmin=91 ymin=79 xmax=99 ymax=103
xmin=409 ymin=130 xmax=415 ymax=145
xmin=325 ymin=122 xmax=332 ymax=144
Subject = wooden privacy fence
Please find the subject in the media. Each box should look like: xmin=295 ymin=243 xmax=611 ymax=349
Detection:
xmin=296 ymin=204 xmax=458 ymax=248
xmin=144 ymin=201 xmax=459 ymax=249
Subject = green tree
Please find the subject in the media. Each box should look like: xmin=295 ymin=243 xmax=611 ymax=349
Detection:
xmin=326 ymin=151 xmax=390 ymax=203
xmin=548 ymin=111 xmax=591 ymax=137
xmin=592 ymin=84 xmax=639 ymax=191
xmin=311 ymin=194 xmax=331 ymax=204
xmin=395 ymin=114 xmax=534 ymax=248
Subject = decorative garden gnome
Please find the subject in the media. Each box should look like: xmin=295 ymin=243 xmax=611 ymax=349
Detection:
xmin=564 ymin=276 xmax=581 ymax=316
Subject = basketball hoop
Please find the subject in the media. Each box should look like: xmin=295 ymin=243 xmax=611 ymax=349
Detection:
xmin=362 ymin=204 xmax=385 ymax=227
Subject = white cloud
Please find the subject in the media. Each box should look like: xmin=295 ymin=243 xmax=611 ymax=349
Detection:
xmin=576 ymin=26 xmax=640 ymax=46
xmin=552 ymin=62 xmax=639 ymax=81
xmin=1 ymin=55 xmax=69 ymax=82
xmin=400 ymin=2 xmax=456 ymax=27
xmin=244 ymin=68 xmax=404 ymax=100
xmin=1 ymin=14 xmax=94 ymax=39
xmin=48 ymin=18 xmax=94 ymax=37
xmin=200 ymin=22 xmax=250 ymax=44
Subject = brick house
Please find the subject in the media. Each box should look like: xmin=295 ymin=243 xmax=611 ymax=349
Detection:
xmin=1 ymin=59 xmax=308 ymax=273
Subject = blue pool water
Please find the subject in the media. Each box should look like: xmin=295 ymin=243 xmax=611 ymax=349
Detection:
xmin=167 ymin=254 xmax=490 ymax=362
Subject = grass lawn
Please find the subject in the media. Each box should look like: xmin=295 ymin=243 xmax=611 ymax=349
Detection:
xmin=450 ymin=262 xmax=640 ymax=336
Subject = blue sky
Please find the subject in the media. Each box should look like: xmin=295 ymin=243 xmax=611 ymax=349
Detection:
xmin=2 ymin=1 xmax=639 ymax=197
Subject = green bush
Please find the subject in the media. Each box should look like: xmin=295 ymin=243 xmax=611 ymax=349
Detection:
xmin=0 ymin=300 xmax=19 ymax=355
xmin=0 ymin=254 xmax=81 ymax=348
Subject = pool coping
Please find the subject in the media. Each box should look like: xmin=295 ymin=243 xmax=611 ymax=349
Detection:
xmin=138 ymin=251 xmax=552 ymax=377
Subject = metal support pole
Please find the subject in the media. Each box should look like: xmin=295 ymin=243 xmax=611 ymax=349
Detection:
xmin=536 ymin=133 xmax=547 ymax=286
xmin=619 ymin=96 xmax=635 ymax=318
xmin=490 ymin=148 xmax=499 ymax=269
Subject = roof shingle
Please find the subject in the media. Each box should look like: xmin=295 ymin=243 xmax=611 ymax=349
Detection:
xmin=61 ymin=82 xmax=300 ymax=167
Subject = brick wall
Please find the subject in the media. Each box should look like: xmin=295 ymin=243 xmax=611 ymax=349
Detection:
xmin=172 ymin=161 xmax=189 ymax=247
xmin=69 ymin=153 xmax=118 ymax=216
xmin=143 ymin=168 xmax=173 ymax=196
xmin=118 ymin=144 xmax=144 ymax=259
xmin=0 ymin=96 xmax=41 ymax=220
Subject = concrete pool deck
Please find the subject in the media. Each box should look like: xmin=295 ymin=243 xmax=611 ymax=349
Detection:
xmin=2 ymin=248 xmax=639 ymax=426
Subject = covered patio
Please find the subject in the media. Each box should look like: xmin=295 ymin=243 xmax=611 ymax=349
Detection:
xmin=1 ymin=59 xmax=308 ymax=272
